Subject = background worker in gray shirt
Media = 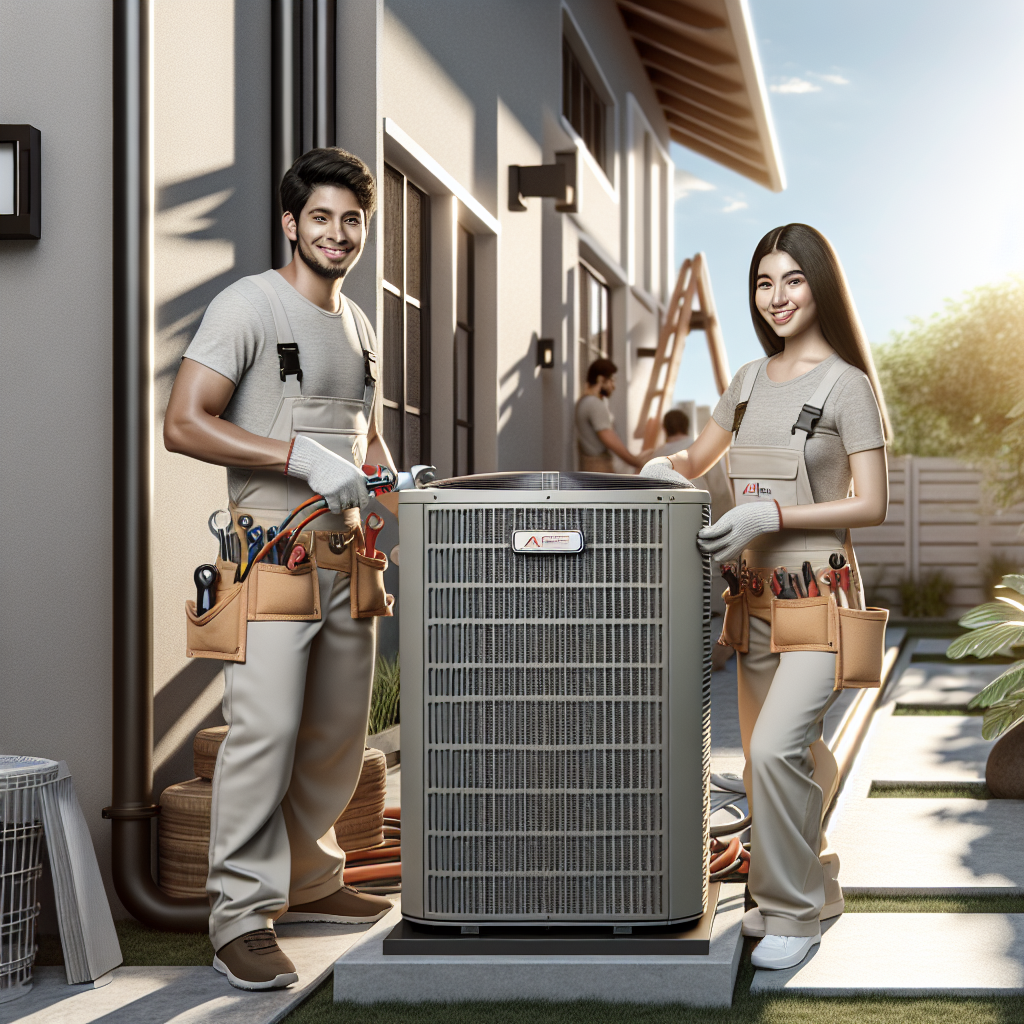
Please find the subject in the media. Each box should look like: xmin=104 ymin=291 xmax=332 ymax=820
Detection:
xmin=575 ymin=358 xmax=649 ymax=472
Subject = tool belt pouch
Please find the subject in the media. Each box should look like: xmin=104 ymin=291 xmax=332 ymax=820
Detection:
xmin=247 ymin=555 xmax=321 ymax=621
xmin=718 ymin=589 xmax=749 ymax=653
xmin=770 ymin=595 xmax=837 ymax=654
xmin=186 ymin=577 xmax=247 ymax=662
xmin=351 ymin=549 xmax=394 ymax=619
xmin=834 ymin=606 xmax=889 ymax=690
xmin=313 ymin=526 xmax=363 ymax=573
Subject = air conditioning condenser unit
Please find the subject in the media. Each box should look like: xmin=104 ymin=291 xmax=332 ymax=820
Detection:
xmin=398 ymin=472 xmax=711 ymax=928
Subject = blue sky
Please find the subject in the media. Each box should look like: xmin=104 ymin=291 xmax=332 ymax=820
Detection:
xmin=670 ymin=0 xmax=1024 ymax=412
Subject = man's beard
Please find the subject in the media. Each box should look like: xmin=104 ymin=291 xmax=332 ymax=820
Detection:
xmin=296 ymin=237 xmax=348 ymax=280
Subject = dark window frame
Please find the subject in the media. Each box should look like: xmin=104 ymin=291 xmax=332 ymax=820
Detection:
xmin=562 ymin=37 xmax=608 ymax=174
xmin=579 ymin=261 xmax=611 ymax=389
xmin=454 ymin=225 xmax=474 ymax=477
xmin=382 ymin=164 xmax=430 ymax=470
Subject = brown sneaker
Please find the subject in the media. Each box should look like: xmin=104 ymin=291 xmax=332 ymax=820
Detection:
xmin=213 ymin=929 xmax=298 ymax=991
xmin=279 ymin=885 xmax=393 ymax=924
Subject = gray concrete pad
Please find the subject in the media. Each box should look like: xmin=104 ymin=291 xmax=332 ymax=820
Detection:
xmin=0 ymin=922 xmax=380 ymax=1024
xmin=750 ymin=912 xmax=1024 ymax=995
xmin=888 ymin=663 xmax=1003 ymax=707
xmin=856 ymin=706 xmax=994 ymax=783
xmin=333 ymin=888 xmax=746 ymax=1006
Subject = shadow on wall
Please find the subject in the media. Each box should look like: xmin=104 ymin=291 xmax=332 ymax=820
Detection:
xmin=499 ymin=335 xmax=548 ymax=471
xmin=150 ymin=1 xmax=270 ymax=795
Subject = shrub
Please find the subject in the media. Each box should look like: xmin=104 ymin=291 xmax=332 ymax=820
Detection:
xmin=899 ymin=571 xmax=954 ymax=618
xmin=368 ymin=654 xmax=400 ymax=736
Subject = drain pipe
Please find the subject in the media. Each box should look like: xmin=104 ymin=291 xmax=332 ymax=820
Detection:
xmin=107 ymin=0 xmax=207 ymax=930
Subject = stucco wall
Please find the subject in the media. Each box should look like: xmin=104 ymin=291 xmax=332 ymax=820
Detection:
xmin=0 ymin=0 xmax=119 ymax=918
xmin=382 ymin=0 xmax=670 ymax=471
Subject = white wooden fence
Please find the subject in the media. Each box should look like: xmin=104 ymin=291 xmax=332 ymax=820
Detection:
xmin=852 ymin=456 xmax=1024 ymax=618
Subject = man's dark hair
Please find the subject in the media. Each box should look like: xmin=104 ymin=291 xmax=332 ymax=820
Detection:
xmin=280 ymin=147 xmax=377 ymax=227
xmin=663 ymin=408 xmax=690 ymax=437
xmin=587 ymin=358 xmax=617 ymax=386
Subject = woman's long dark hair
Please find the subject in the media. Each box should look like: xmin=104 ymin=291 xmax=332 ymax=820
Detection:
xmin=749 ymin=223 xmax=891 ymax=441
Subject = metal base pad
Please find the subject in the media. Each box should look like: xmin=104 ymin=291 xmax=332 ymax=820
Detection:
xmin=384 ymin=883 xmax=719 ymax=956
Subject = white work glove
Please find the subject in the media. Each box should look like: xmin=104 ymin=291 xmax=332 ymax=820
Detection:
xmin=286 ymin=435 xmax=370 ymax=514
xmin=697 ymin=501 xmax=781 ymax=562
xmin=639 ymin=457 xmax=694 ymax=487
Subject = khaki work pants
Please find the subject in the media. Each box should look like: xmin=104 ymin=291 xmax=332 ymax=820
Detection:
xmin=207 ymin=569 xmax=376 ymax=950
xmin=738 ymin=616 xmax=840 ymax=937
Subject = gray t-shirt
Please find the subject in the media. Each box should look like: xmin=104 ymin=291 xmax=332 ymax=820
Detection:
xmin=184 ymin=270 xmax=381 ymax=498
xmin=712 ymin=354 xmax=884 ymax=503
xmin=575 ymin=394 xmax=613 ymax=456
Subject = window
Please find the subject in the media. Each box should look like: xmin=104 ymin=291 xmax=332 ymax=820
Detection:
xmin=382 ymin=164 xmax=429 ymax=469
xmin=579 ymin=262 xmax=610 ymax=388
xmin=562 ymin=38 xmax=608 ymax=173
xmin=454 ymin=225 xmax=474 ymax=477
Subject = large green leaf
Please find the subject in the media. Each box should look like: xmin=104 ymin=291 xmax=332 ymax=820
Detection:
xmin=958 ymin=602 xmax=1024 ymax=629
xmin=968 ymin=660 xmax=1024 ymax=708
xmin=981 ymin=699 xmax=1024 ymax=741
xmin=947 ymin=622 xmax=1024 ymax=660
xmin=996 ymin=574 xmax=1024 ymax=598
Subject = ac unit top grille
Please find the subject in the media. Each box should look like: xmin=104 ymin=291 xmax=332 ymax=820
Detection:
xmin=431 ymin=471 xmax=694 ymax=491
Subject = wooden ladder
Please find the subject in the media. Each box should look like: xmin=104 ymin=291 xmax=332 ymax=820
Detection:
xmin=633 ymin=252 xmax=732 ymax=449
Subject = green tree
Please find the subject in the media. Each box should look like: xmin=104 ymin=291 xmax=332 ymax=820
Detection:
xmin=874 ymin=277 xmax=1024 ymax=508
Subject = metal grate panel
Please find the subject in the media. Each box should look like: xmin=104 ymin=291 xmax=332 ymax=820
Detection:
xmin=423 ymin=506 xmax=668 ymax=921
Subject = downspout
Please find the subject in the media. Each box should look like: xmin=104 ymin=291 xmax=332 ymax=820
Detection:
xmin=107 ymin=0 xmax=207 ymax=930
xmin=271 ymin=0 xmax=298 ymax=270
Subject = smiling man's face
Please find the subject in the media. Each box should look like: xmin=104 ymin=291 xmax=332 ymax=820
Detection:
xmin=283 ymin=184 xmax=366 ymax=280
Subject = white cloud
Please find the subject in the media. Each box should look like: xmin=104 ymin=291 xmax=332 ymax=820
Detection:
xmin=816 ymin=73 xmax=850 ymax=85
xmin=674 ymin=168 xmax=715 ymax=200
xmin=770 ymin=77 xmax=821 ymax=94
xmin=722 ymin=198 xmax=748 ymax=214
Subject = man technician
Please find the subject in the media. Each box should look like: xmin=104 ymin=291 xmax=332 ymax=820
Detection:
xmin=575 ymin=357 xmax=649 ymax=472
xmin=165 ymin=148 xmax=393 ymax=991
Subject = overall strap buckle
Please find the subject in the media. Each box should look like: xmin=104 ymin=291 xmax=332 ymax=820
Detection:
xmin=278 ymin=343 xmax=303 ymax=382
xmin=791 ymin=403 xmax=823 ymax=435
xmin=364 ymin=350 xmax=378 ymax=388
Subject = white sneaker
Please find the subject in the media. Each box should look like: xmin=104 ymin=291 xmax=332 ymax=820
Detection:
xmin=742 ymin=907 xmax=766 ymax=938
xmin=750 ymin=932 xmax=820 ymax=970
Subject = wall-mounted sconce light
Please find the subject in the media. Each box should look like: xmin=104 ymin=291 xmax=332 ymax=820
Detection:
xmin=509 ymin=150 xmax=577 ymax=213
xmin=0 ymin=125 xmax=41 ymax=240
xmin=537 ymin=337 xmax=555 ymax=369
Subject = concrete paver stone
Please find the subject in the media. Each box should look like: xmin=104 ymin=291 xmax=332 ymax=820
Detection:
xmin=0 ymin=921 xmax=380 ymax=1024
xmin=750 ymin=912 xmax=1024 ymax=995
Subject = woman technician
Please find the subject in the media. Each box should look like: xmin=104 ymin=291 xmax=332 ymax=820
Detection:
xmin=643 ymin=223 xmax=890 ymax=969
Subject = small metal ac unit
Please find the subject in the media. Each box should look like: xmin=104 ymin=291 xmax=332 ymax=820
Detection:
xmin=398 ymin=472 xmax=711 ymax=927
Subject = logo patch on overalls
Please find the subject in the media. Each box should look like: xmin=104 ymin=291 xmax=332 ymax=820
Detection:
xmin=742 ymin=482 xmax=772 ymax=496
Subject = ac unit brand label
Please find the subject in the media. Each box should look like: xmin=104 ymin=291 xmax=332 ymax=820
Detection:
xmin=742 ymin=482 xmax=772 ymax=496
xmin=511 ymin=530 xmax=585 ymax=554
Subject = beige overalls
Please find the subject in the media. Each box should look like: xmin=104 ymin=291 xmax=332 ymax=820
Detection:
xmin=207 ymin=274 xmax=380 ymax=950
xmin=728 ymin=355 xmax=861 ymax=936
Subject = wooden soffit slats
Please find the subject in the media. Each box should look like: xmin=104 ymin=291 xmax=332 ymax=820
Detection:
xmin=619 ymin=0 xmax=728 ymax=32
xmin=618 ymin=0 xmax=785 ymax=191
xmin=647 ymin=68 xmax=751 ymax=120
xmin=635 ymin=41 xmax=743 ymax=97
xmin=621 ymin=9 xmax=734 ymax=69
xmin=656 ymin=90 xmax=757 ymax=141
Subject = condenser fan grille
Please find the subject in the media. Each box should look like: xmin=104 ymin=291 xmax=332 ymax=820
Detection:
xmin=424 ymin=505 xmax=667 ymax=920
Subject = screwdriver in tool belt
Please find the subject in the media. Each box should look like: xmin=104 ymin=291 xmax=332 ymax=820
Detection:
xmin=194 ymin=564 xmax=217 ymax=615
